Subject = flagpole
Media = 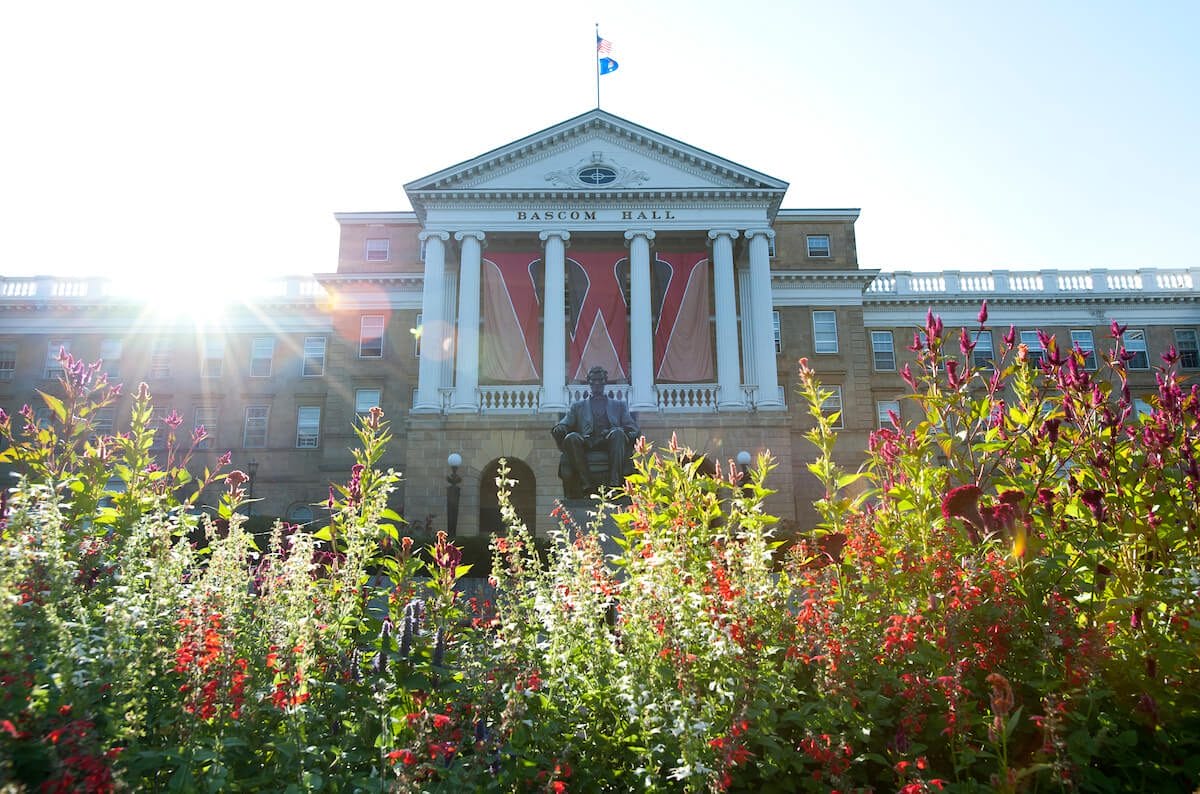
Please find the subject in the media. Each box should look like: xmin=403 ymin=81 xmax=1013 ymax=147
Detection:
xmin=595 ymin=22 xmax=601 ymax=109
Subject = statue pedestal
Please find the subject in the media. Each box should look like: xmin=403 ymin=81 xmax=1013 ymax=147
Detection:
xmin=557 ymin=499 xmax=626 ymax=569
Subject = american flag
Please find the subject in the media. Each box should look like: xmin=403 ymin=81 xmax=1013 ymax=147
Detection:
xmin=596 ymin=35 xmax=613 ymax=55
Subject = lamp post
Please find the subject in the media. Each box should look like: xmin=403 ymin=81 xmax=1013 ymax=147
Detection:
xmin=447 ymin=453 xmax=462 ymax=537
xmin=247 ymin=458 xmax=259 ymax=516
xmin=736 ymin=450 xmax=751 ymax=497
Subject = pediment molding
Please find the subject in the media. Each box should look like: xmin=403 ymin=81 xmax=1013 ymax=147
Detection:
xmin=409 ymin=188 xmax=785 ymax=210
xmin=404 ymin=110 xmax=788 ymax=220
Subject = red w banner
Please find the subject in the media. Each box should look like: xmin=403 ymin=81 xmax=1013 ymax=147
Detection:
xmin=566 ymin=250 xmax=630 ymax=382
xmin=653 ymin=252 xmax=713 ymax=382
xmin=478 ymin=248 xmax=714 ymax=384
xmin=480 ymin=252 xmax=541 ymax=383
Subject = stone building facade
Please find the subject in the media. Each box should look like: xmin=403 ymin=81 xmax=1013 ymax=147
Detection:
xmin=1 ymin=110 xmax=1197 ymax=534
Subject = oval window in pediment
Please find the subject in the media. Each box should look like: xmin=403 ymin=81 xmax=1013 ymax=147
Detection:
xmin=577 ymin=165 xmax=617 ymax=186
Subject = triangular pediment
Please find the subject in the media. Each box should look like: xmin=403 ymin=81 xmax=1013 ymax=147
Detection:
xmin=404 ymin=110 xmax=788 ymax=211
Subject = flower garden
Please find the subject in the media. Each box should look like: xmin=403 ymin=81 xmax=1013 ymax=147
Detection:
xmin=1 ymin=306 xmax=1198 ymax=792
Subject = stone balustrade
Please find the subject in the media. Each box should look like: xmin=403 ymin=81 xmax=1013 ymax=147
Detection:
xmin=0 ymin=275 xmax=326 ymax=302
xmin=866 ymin=267 xmax=1198 ymax=301
xmin=478 ymin=385 xmax=542 ymax=413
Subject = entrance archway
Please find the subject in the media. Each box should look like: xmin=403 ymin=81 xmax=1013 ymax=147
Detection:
xmin=479 ymin=458 xmax=537 ymax=536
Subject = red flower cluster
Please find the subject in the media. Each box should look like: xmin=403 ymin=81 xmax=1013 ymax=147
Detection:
xmin=798 ymin=732 xmax=853 ymax=783
xmin=268 ymin=642 xmax=310 ymax=710
xmin=709 ymin=718 xmax=754 ymax=790
xmin=174 ymin=609 xmax=249 ymax=720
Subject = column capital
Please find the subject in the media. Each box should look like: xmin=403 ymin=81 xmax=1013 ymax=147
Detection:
xmin=453 ymin=230 xmax=486 ymax=244
xmin=623 ymin=229 xmax=657 ymax=242
xmin=707 ymin=229 xmax=741 ymax=242
xmin=538 ymin=230 xmax=571 ymax=243
xmin=743 ymin=228 xmax=776 ymax=241
xmin=418 ymin=230 xmax=450 ymax=242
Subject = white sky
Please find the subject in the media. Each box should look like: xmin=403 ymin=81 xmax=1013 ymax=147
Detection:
xmin=2 ymin=0 xmax=1197 ymax=282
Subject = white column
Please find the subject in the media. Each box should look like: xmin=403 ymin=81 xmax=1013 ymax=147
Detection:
xmin=451 ymin=231 xmax=485 ymax=412
xmin=539 ymin=230 xmax=570 ymax=412
xmin=414 ymin=230 xmax=450 ymax=413
xmin=709 ymin=229 xmax=744 ymax=410
xmin=745 ymin=228 xmax=782 ymax=408
xmin=624 ymin=229 xmax=657 ymax=412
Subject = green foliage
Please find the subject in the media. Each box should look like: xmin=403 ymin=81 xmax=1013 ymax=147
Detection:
xmin=2 ymin=323 xmax=1199 ymax=792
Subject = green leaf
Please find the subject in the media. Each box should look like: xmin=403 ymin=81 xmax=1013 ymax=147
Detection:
xmin=1004 ymin=705 xmax=1023 ymax=739
xmin=37 ymin=390 xmax=68 ymax=423
xmin=313 ymin=525 xmax=333 ymax=541
xmin=836 ymin=472 xmax=867 ymax=489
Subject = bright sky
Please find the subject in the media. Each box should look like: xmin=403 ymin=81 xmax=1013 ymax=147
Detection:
xmin=2 ymin=0 xmax=1197 ymax=283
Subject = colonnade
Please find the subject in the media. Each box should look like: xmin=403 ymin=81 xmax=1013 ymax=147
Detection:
xmin=412 ymin=227 xmax=782 ymax=414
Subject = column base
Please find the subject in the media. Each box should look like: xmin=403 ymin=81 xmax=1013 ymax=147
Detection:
xmin=411 ymin=404 xmax=444 ymax=415
xmin=448 ymin=404 xmax=479 ymax=414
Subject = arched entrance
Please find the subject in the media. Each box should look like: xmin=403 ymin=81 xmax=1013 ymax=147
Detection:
xmin=479 ymin=458 xmax=537 ymax=536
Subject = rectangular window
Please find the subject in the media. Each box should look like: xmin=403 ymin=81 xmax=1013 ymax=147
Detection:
xmin=355 ymin=388 xmax=382 ymax=414
xmin=1070 ymin=330 xmax=1097 ymax=370
xmin=1020 ymin=331 xmax=1044 ymax=367
xmin=1176 ymin=329 xmax=1199 ymax=369
xmin=877 ymin=399 xmax=901 ymax=428
xmin=302 ymin=336 xmax=327 ymax=377
xmin=360 ymin=315 xmax=385 ymax=358
xmin=813 ymin=311 xmax=838 ymax=354
xmin=250 ymin=337 xmax=275 ymax=378
xmin=0 ymin=341 xmax=16 ymax=381
xmin=149 ymin=414 xmax=166 ymax=450
xmin=1123 ymin=329 xmax=1148 ymax=370
xmin=806 ymin=234 xmax=831 ymax=258
xmin=99 ymin=339 xmax=122 ymax=378
xmin=871 ymin=331 xmax=895 ymax=371
xmin=1133 ymin=396 xmax=1153 ymax=418
xmin=45 ymin=339 xmax=70 ymax=379
xmin=243 ymin=405 xmax=269 ymax=448
xmin=194 ymin=406 xmax=217 ymax=450
xmin=972 ymin=330 xmax=994 ymax=370
xmin=201 ymin=338 xmax=224 ymax=378
xmin=149 ymin=338 xmax=171 ymax=379
xmin=296 ymin=406 xmax=321 ymax=449
xmin=414 ymin=313 xmax=423 ymax=358
xmin=365 ymin=238 xmax=390 ymax=262
xmin=767 ymin=236 xmax=777 ymax=259
xmin=93 ymin=407 xmax=115 ymax=436
xmin=773 ymin=310 xmax=782 ymax=354
xmin=821 ymin=385 xmax=844 ymax=429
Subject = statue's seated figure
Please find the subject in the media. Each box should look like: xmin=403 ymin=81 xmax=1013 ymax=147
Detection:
xmin=551 ymin=366 xmax=640 ymax=498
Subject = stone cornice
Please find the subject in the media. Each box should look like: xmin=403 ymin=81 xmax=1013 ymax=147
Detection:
xmin=313 ymin=272 xmax=423 ymax=290
xmin=775 ymin=208 xmax=862 ymax=222
xmin=772 ymin=269 xmax=879 ymax=288
xmin=407 ymin=188 xmax=784 ymax=208
xmin=334 ymin=212 xmax=418 ymax=224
